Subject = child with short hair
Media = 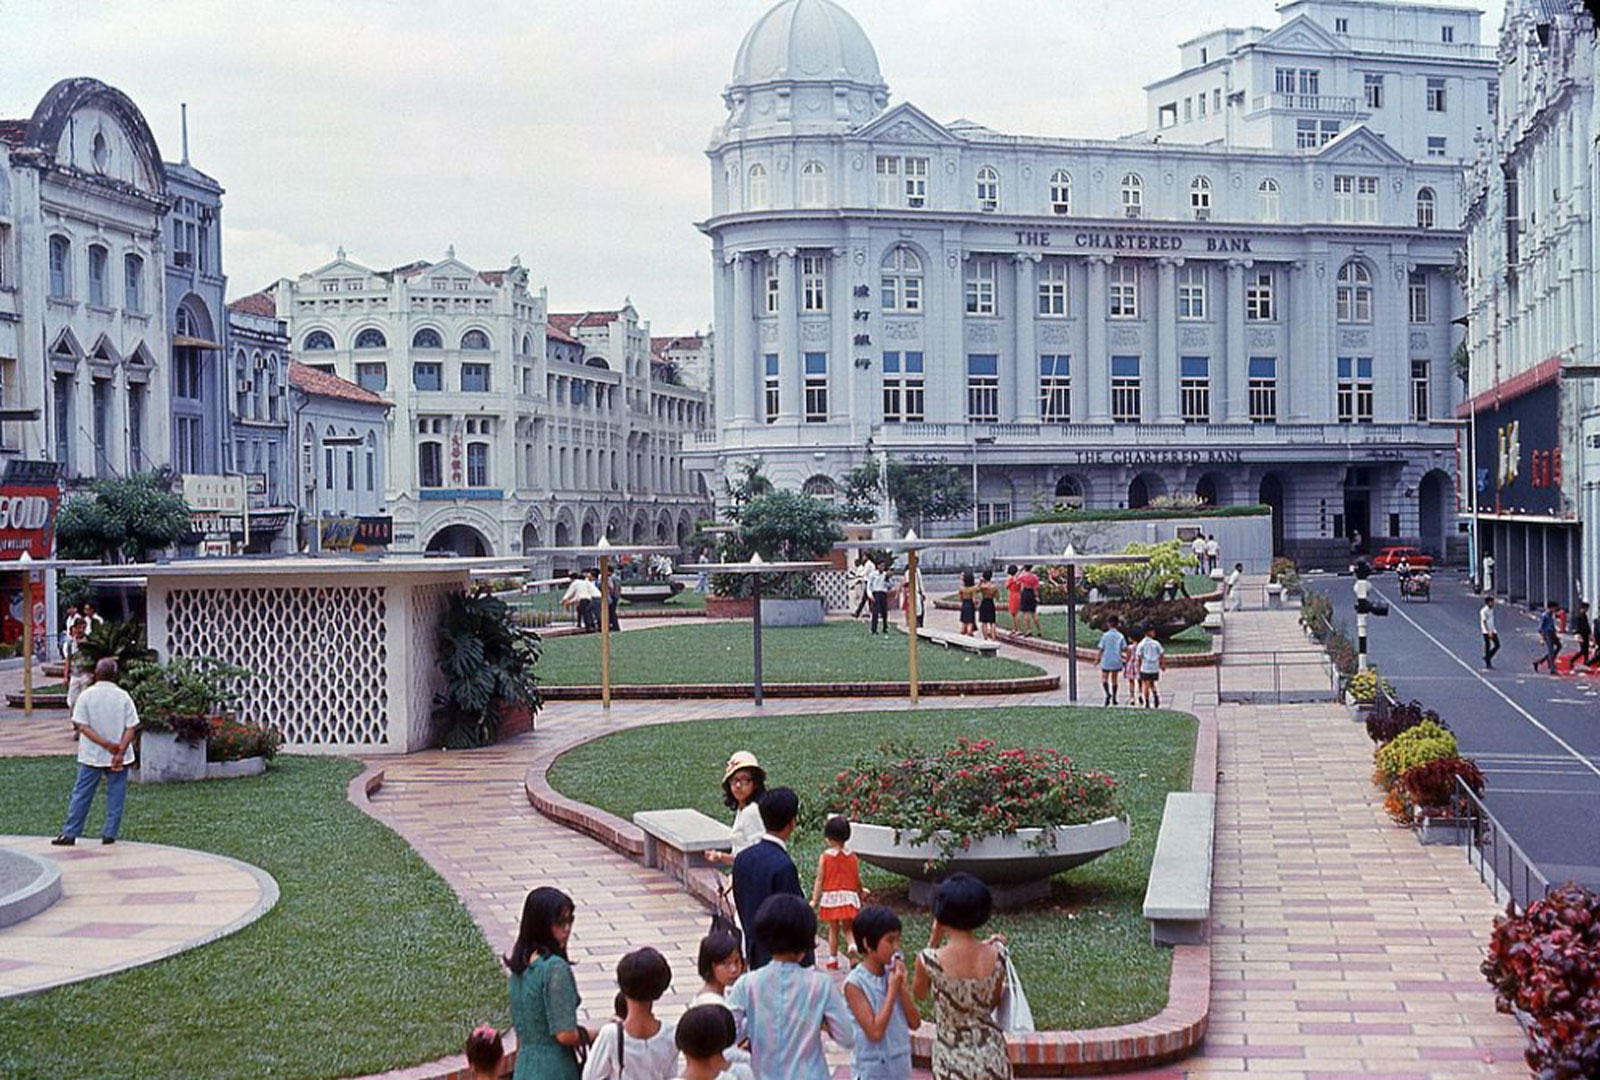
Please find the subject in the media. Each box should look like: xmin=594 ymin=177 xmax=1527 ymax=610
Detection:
xmin=672 ymin=1004 xmax=754 ymax=1080
xmin=725 ymin=894 xmax=855 ymax=1078
xmin=464 ymin=1024 xmax=504 ymax=1080
xmin=1134 ymin=625 xmax=1165 ymax=709
xmin=843 ymin=905 xmax=922 ymax=1080
xmin=692 ymin=930 xmax=743 ymax=1006
xmin=811 ymin=815 xmax=864 ymax=969
xmin=1097 ymin=614 xmax=1128 ymax=707
xmin=912 ymin=874 xmax=1013 ymax=1079
xmin=582 ymin=946 xmax=682 ymax=1080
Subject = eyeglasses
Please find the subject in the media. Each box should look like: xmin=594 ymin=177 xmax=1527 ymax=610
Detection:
xmin=728 ymin=774 xmax=756 ymax=787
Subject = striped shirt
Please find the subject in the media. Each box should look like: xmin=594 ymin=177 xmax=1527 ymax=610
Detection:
xmin=725 ymin=960 xmax=854 ymax=1080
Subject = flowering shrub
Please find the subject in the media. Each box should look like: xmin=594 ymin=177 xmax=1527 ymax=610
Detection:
xmin=1366 ymin=698 xmax=1445 ymax=744
xmin=1483 ymin=883 xmax=1600 ymax=1077
xmin=206 ymin=714 xmax=283 ymax=763
xmin=818 ymin=737 xmax=1123 ymax=864
xmin=1345 ymin=669 xmax=1393 ymax=705
xmin=1401 ymin=755 xmax=1484 ymax=810
xmin=1374 ymin=720 xmax=1457 ymax=783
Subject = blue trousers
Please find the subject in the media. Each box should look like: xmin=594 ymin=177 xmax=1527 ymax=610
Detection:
xmin=62 ymin=763 xmax=128 ymax=840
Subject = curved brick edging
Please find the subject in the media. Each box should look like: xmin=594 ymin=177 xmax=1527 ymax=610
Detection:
xmin=993 ymin=629 xmax=1220 ymax=668
xmin=522 ymin=711 xmax=1216 ymax=1076
xmin=539 ymin=674 xmax=1060 ymax=700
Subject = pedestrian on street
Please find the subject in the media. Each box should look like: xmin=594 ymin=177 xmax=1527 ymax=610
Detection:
xmin=51 ymin=658 xmax=140 ymax=846
xmin=1569 ymin=601 xmax=1593 ymax=670
xmin=1204 ymin=535 xmax=1220 ymax=575
xmin=1225 ymin=563 xmax=1244 ymax=612
xmin=1533 ymin=600 xmax=1562 ymax=673
xmin=868 ymin=562 xmax=891 ymax=635
xmin=1480 ymin=596 xmax=1500 ymax=670
xmin=1190 ymin=534 xmax=1206 ymax=574
xmin=1096 ymin=615 xmax=1128 ymax=707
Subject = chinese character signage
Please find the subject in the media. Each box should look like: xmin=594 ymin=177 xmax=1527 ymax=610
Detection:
xmin=1474 ymin=381 xmax=1563 ymax=517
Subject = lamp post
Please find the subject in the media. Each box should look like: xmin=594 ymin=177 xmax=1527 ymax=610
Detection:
xmin=690 ymin=554 xmax=833 ymax=705
xmin=993 ymin=544 xmax=1153 ymax=704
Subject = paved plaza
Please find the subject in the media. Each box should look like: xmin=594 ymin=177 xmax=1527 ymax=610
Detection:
xmin=0 ymin=595 xmax=1529 ymax=1077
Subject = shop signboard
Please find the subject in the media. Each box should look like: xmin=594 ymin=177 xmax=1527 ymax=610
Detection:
xmin=0 ymin=485 xmax=60 ymax=560
xmin=1474 ymin=382 xmax=1564 ymax=517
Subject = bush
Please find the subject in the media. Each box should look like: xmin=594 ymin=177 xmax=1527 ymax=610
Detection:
xmin=206 ymin=715 xmax=284 ymax=762
xmin=1301 ymin=592 xmax=1334 ymax=638
xmin=1401 ymin=755 xmax=1484 ymax=810
xmin=1345 ymin=668 xmax=1393 ymax=704
xmin=1081 ymin=598 xmax=1207 ymax=642
xmin=817 ymin=737 xmax=1122 ymax=864
xmin=1270 ymin=557 xmax=1301 ymax=594
xmin=1375 ymin=720 xmax=1457 ymax=783
xmin=1367 ymin=699 xmax=1445 ymax=744
xmin=1483 ymin=882 xmax=1600 ymax=1077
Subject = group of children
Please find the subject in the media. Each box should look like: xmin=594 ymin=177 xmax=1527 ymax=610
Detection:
xmin=1093 ymin=614 xmax=1167 ymax=708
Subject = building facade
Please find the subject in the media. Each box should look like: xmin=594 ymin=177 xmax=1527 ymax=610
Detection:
xmin=260 ymin=253 xmax=710 ymax=559
xmin=226 ymin=293 xmax=296 ymax=551
xmin=1463 ymin=0 xmax=1596 ymax=609
xmin=0 ymin=78 xmax=172 ymax=483
xmin=165 ymin=157 xmax=228 ymax=478
xmin=689 ymin=0 xmax=1484 ymax=563
xmin=288 ymin=361 xmax=390 ymax=551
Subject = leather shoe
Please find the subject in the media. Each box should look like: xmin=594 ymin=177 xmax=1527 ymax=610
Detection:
xmin=50 ymin=835 xmax=75 ymax=846
xmin=101 ymin=837 xmax=116 ymax=845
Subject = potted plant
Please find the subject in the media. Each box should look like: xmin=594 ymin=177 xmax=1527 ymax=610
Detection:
xmin=1399 ymin=755 xmax=1483 ymax=845
xmin=125 ymin=657 xmax=251 ymax=783
xmin=1344 ymin=668 xmax=1392 ymax=710
xmin=819 ymin=737 xmax=1130 ymax=908
xmin=1082 ymin=540 xmax=1208 ymax=642
xmin=433 ymin=590 xmax=542 ymax=749
xmin=618 ymin=554 xmax=682 ymax=606
xmin=205 ymin=714 xmax=284 ymax=779
xmin=708 ymin=489 xmax=840 ymax=624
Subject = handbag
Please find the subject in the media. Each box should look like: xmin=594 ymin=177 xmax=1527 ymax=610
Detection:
xmin=709 ymin=879 xmax=742 ymax=950
xmin=992 ymin=949 xmax=1035 ymax=1033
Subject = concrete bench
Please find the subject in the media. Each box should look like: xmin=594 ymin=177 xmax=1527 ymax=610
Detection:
xmin=1142 ymin=791 xmax=1216 ymax=947
xmin=915 ymin=627 xmax=1000 ymax=656
xmin=633 ymin=809 xmax=732 ymax=885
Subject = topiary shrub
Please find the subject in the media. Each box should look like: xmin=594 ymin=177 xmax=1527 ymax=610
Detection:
xmin=1375 ymin=719 xmax=1457 ymax=783
xmin=1367 ymin=698 xmax=1446 ymax=744
xmin=1082 ymin=598 xmax=1206 ymax=642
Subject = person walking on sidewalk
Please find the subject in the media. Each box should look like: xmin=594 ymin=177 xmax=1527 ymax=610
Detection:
xmin=1569 ymin=601 xmax=1593 ymax=671
xmin=1190 ymin=534 xmax=1206 ymax=574
xmin=1480 ymin=596 xmax=1500 ymax=670
xmin=1204 ymin=535 xmax=1220 ymax=575
xmin=1134 ymin=626 xmax=1166 ymax=709
xmin=51 ymin=658 xmax=140 ymax=846
xmin=868 ymin=562 xmax=891 ymax=635
xmin=1224 ymin=563 xmax=1244 ymax=612
xmin=1096 ymin=615 xmax=1128 ymax=707
xmin=1533 ymin=600 xmax=1562 ymax=673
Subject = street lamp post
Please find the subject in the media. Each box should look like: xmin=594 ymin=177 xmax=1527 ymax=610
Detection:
xmin=690 ymin=554 xmax=833 ymax=705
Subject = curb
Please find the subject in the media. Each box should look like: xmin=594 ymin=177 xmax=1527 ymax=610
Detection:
xmin=521 ymin=710 xmax=1214 ymax=1076
xmin=539 ymin=674 xmax=1061 ymax=700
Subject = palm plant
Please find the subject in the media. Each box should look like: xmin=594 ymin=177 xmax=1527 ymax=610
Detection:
xmin=75 ymin=620 xmax=157 ymax=673
xmin=433 ymin=590 xmax=542 ymax=749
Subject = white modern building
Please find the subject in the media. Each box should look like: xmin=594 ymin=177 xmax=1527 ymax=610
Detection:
xmin=689 ymin=0 xmax=1490 ymax=564
xmin=1463 ymin=0 xmax=1596 ymax=609
xmin=252 ymin=253 xmax=710 ymax=559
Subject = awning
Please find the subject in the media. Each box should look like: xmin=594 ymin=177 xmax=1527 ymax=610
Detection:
xmin=172 ymin=334 xmax=223 ymax=350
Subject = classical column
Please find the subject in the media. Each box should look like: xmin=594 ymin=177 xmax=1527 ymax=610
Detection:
xmin=776 ymin=249 xmax=800 ymax=422
xmin=1287 ymin=260 xmax=1312 ymax=422
xmin=1224 ymin=259 xmax=1249 ymax=423
xmin=1085 ymin=256 xmax=1111 ymax=423
xmin=1013 ymin=253 xmax=1039 ymax=423
xmin=730 ymin=253 xmax=755 ymax=424
xmin=1381 ymin=257 xmax=1410 ymax=425
xmin=1155 ymin=258 xmax=1179 ymax=423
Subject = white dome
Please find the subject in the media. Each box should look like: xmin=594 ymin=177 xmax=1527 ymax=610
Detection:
xmin=730 ymin=0 xmax=884 ymax=89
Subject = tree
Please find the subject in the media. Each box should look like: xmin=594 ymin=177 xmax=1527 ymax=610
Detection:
xmin=711 ymin=490 xmax=840 ymax=599
xmin=1081 ymin=540 xmax=1199 ymax=599
xmin=56 ymin=471 xmax=191 ymax=563
xmin=839 ymin=457 xmax=974 ymax=530
xmin=724 ymin=459 xmax=774 ymax=519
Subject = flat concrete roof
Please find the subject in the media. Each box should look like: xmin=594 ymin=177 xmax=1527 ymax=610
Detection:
xmin=75 ymin=556 xmax=531 ymax=579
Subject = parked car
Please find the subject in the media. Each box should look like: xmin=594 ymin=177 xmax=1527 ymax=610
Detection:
xmin=1371 ymin=546 xmax=1433 ymax=572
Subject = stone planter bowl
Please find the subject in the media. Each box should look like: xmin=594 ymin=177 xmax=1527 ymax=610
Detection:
xmin=849 ymin=817 xmax=1131 ymax=907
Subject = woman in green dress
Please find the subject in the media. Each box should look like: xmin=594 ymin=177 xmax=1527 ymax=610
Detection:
xmin=506 ymin=887 xmax=591 ymax=1079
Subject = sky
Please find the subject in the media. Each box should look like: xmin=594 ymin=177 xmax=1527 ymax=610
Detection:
xmin=0 ymin=0 xmax=1507 ymax=334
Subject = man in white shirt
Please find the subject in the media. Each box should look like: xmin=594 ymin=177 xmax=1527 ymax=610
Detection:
xmin=1204 ymin=535 xmax=1221 ymax=574
xmin=867 ymin=562 xmax=891 ymax=635
xmin=1190 ymin=535 xmax=1206 ymax=572
xmin=52 ymin=658 xmax=140 ymax=846
xmin=1480 ymin=596 xmax=1500 ymax=670
xmin=1225 ymin=562 xmax=1244 ymax=611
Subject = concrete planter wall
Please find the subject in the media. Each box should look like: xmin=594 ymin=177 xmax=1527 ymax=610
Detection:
xmin=205 ymin=757 xmax=267 ymax=780
xmin=759 ymin=597 xmax=825 ymax=627
xmin=621 ymin=583 xmax=676 ymax=604
xmin=705 ymin=596 xmax=755 ymax=619
xmin=850 ymin=817 xmax=1131 ymax=908
xmin=136 ymin=730 xmax=208 ymax=784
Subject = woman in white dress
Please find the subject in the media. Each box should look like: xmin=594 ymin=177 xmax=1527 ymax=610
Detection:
xmin=706 ymin=752 xmax=767 ymax=867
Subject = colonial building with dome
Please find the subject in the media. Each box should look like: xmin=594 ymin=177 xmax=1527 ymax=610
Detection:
xmin=689 ymin=0 xmax=1494 ymax=563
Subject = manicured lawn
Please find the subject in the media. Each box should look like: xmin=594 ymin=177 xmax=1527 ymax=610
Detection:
xmin=534 ymin=621 xmax=1046 ymax=686
xmin=0 ymin=756 xmax=504 ymax=1080
xmin=549 ymin=706 xmax=1196 ymax=1029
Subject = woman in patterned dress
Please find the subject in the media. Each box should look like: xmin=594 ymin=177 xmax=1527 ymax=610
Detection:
xmin=911 ymin=874 xmax=1012 ymax=1080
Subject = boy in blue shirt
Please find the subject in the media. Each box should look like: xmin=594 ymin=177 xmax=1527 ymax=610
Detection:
xmin=1097 ymin=614 xmax=1128 ymax=707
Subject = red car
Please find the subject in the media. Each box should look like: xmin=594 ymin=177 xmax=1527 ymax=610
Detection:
xmin=1371 ymin=546 xmax=1433 ymax=572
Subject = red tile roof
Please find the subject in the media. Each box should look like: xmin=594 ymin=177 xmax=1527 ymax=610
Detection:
xmin=545 ymin=322 xmax=581 ymax=346
xmin=0 ymin=120 xmax=27 ymax=147
xmin=550 ymin=311 xmax=620 ymax=330
xmin=288 ymin=361 xmax=388 ymax=407
xmin=478 ymin=270 xmax=505 ymax=286
xmin=227 ymin=291 xmax=277 ymax=318
xmin=651 ymin=334 xmax=705 ymax=353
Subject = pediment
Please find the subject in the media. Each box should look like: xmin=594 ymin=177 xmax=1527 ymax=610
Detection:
xmin=853 ymin=102 xmax=961 ymax=146
xmin=48 ymin=327 xmax=82 ymax=360
xmin=1259 ymin=14 xmax=1350 ymax=55
xmin=1314 ymin=124 xmax=1409 ymax=166
xmin=88 ymin=333 xmax=120 ymax=365
xmin=301 ymin=254 xmax=375 ymax=281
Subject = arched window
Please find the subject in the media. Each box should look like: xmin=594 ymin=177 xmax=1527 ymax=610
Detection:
xmin=234 ymin=350 xmax=250 ymax=417
xmin=461 ymin=329 xmax=490 ymax=350
xmin=1054 ymin=474 xmax=1085 ymax=508
xmin=412 ymin=328 xmax=442 ymax=349
xmin=251 ymin=351 xmax=267 ymax=420
xmin=521 ymin=333 xmax=533 ymax=356
xmin=1120 ymin=173 xmax=1143 ymax=218
xmin=303 ymin=330 xmax=335 ymax=351
xmin=801 ymin=475 xmax=837 ymax=499
xmin=880 ymin=246 xmax=924 ymax=312
xmin=1416 ymin=187 xmax=1436 ymax=229
xmin=354 ymin=328 xmax=387 ymax=349
xmin=1257 ymin=178 xmax=1280 ymax=222
xmin=264 ymin=360 xmax=279 ymax=421
xmin=1190 ymin=176 xmax=1212 ymax=219
xmin=799 ymin=161 xmax=827 ymax=207
xmin=976 ymin=166 xmax=999 ymax=212
xmin=87 ymin=244 xmax=109 ymax=306
xmin=1049 ymin=169 xmax=1072 ymax=215
xmin=48 ymin=235 xmax=71 ymax=297
xmin=747 ymin=163 xmax=769 ymax=210
xmin=1336 ymin=260 xmax=1373 ymax=323
xmin=123 ymin=253 xmax=144 ymax=311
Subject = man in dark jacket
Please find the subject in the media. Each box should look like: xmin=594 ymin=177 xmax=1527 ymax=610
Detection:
xmin=731 ymin=787 xmax=813 ymax=969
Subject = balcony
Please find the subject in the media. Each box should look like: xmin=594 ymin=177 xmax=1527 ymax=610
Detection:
xmin=1252 ymin=93 xmax=1360 ymax=115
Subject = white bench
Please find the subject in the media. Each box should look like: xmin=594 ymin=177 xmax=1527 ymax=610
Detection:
xmin=1142 ymin=792 xmax=1216 ymax=947
xmin=633 ymin=809 xmax=733 ymax=884
xmin=915 ymin=627 xmax=1000 ymax=656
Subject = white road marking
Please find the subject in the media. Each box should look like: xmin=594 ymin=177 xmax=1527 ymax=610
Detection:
xmin=1374 ymin=585 xmax=1600 ymax=784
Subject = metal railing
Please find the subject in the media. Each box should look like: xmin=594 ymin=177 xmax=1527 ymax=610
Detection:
xmin=1456 ymin=776 xmax=1552 ymax=914
xmin=1215 ymin=649 xmax=1340 ymax=703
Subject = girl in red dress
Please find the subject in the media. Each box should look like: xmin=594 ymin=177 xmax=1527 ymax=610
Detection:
xmin=812 ymin=816 xmax=864 ymax=969
xmin=1004 ymin=564 xmax=1022 ymax=631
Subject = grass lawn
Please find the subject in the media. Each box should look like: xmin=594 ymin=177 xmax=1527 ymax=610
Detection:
xmin=534 ymin=621 xmax=1046 ymax=686
xmin=0 ymin=756 xmax=504 ymax=1080
xmin=548 ymin=706 xmax=1196 ymax=1029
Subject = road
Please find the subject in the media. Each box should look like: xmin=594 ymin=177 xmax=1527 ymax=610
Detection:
xmin=1347 ymin=570 xmax=1600 ymax=889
